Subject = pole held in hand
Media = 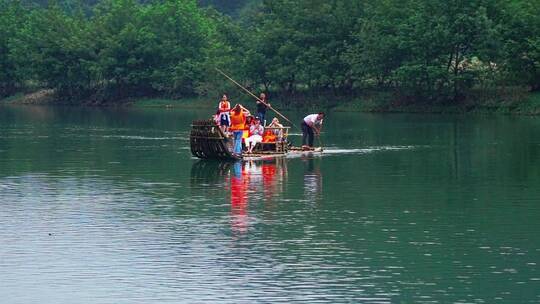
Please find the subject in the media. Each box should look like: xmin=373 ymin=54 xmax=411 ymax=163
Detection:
xmin=215 ymin=68 xmax=298 ymax=130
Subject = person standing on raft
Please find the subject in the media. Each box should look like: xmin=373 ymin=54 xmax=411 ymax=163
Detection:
xmin=229 ymin=104 xmax=250 ymax=156
xmin=255 ymin=93 xmax=270 ymax=125
xmin=301 ymin=112 xmax=324 ymax=149
xmin=218 ymin=94 xmax=231 ymax=133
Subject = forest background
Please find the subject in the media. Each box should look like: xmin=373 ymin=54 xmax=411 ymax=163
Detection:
xmin=1 ymin=0 xmax=539 ymax=112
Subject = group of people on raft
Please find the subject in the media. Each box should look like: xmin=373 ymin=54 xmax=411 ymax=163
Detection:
xmin=214 ymin=93 xmax=324 ymax=156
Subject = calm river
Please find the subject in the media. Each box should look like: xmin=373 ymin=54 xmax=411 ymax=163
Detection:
xmin=1 ymin=105 xmax=539 ymax=303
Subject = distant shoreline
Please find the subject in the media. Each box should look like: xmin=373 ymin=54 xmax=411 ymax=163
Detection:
xmin=2 ymin=90 xmax=539 ymax=115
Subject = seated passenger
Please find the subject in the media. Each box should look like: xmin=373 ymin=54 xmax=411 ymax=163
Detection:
xmin=268 ymin=117 xmax=284 ymax=140
xmin=243 ymin=115 xmax=254 ymax=144
xmin=245 ymin=118 xmax=264 ymax=153
xmin=262 ymin=129 xmax=277 ymax=143
xmin=268 ymin=117 xmax=283 ymax=128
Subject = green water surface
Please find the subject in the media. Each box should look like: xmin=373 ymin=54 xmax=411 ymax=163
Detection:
xmin=0 ymin=105 xmax=539 ymax=303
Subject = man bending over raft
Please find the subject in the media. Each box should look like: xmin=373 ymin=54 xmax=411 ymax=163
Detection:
xmin=301 ymin=112 xmax=324 ymax=150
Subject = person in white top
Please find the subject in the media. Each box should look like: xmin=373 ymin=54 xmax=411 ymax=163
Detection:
xmin=245 ymin=118 xmax=264 ymax=153
xmin=301 ymin=112 xmax=324 ymax=148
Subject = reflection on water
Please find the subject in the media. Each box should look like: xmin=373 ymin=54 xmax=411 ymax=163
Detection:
xmin=230 ymin=162 xmax=249 ymax=233
xmin=190 ymin=158 xmax=325 ymax=234
xmin=192 ymin=158 xmax=300 ymax=234
xmin=302 ymin=158 xmax=323 ymax=203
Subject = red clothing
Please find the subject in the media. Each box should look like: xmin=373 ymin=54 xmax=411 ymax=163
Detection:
xmin=219 ymin=101 xmax=230 ymax=112
xmin=263 ymin=130 xmax=276 ymax=142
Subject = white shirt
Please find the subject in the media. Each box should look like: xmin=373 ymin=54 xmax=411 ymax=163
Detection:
xmin=250 ymin=124 xmax=264 ymax=136
xmin=304 ymin=114 xmax=322 ymax=126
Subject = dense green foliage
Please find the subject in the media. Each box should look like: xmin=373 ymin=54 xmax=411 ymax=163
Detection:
xmin=199 ymin=0 xmax=256 ymax=16
xmin=0 ymin=1 xmax=26 ymax=96
xmin=0 ymin=0 xmax=538 ymax=104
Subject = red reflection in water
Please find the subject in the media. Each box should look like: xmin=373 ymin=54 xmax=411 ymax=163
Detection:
xmin=230 ymin=162 xmax=249 ymax=234
xmin=229 ymin=160 xmax=287 ymax=234
xmin=262 ymin=163 xmax=277 ymax=200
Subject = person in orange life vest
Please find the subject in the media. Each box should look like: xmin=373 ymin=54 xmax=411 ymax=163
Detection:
xmin=218 ymin=94 xmax=231 ymax=133
xmin=262 ymin=129 xmax=276 ymax=143
xmin=245 ymin=118 xmax=264 ymax=153
xmin=229 ymin=104 xmax=249 ymax=155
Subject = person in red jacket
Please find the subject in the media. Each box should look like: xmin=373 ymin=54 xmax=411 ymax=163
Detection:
xmin=217 ymin=94 xmax=231 ymax=133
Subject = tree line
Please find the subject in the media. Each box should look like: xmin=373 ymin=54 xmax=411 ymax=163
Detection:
xmin=0 ymin=0 xmax=538 ymax=104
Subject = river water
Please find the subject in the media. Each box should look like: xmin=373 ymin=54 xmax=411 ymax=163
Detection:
xmin=0 ymin=105 xmax=539 ymax=303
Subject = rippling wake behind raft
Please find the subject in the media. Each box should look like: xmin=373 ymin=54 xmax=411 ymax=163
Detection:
xmin=189 ymin=119 xmax=322 ymax=160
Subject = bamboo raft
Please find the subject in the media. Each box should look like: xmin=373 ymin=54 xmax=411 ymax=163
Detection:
xmin=199 ymin=69 xmax=323 ymax=160
xmin=190 ymin=119 xmax=295 ymax=160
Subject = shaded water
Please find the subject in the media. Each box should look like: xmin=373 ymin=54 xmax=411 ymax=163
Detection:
xmin=1 ymin=105 xmax=539 ymax=303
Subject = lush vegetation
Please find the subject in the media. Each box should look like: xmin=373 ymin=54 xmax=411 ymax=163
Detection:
xmin=1 ymin=0 xmax=538 ymax=108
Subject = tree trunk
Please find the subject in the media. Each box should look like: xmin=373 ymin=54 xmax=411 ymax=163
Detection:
xmin=453 ymin=48 xmax=461 ymax=102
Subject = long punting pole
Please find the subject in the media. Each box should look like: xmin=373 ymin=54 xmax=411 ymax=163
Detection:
xmin=316 ymin=122 xmax=324 ymax=149
xmin=215 ymin=68 xmax=298 ymax=130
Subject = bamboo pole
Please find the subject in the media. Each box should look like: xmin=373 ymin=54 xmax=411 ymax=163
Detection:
xmin=215 ymin=68 xmax=299 ymax=130
xmin=316 ymin=122 xmax=324 ymax=151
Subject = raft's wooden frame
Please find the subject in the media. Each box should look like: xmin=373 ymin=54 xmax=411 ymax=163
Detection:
xmin=190 ymin=120 xmax=234 ymax=159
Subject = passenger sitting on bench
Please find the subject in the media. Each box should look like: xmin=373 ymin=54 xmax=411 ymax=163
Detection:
xmin=245 ymin=118 xmax=264 ymax=153
xmin=262 ymin=129 xmax=276 ymax=143
xmin=268 ymin=117 xmax=284 ymax=140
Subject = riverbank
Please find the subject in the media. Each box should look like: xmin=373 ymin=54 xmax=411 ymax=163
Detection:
xmin=332 ymin=91 xmax=540 ymax=115
xmin=3 ymin=89 xmax=540 ymax=115
xmin=0 ymin=92 xmax=215 ymax=108
xmin=0 ymin=90 xmax=57 ymax=105
xmin=100 ymin=91 xmax=540 ymax=115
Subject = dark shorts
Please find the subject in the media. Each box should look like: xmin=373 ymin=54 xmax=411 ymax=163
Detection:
xmin=220 ymin=113 xmax=230 ymax=126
